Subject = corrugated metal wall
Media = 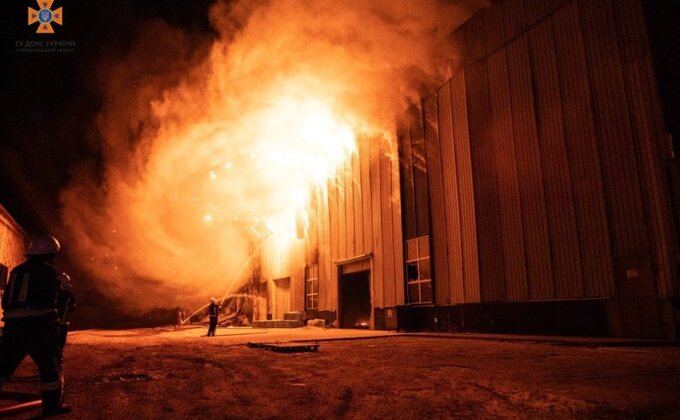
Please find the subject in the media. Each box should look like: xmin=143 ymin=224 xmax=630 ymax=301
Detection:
xmin=420 ymin=0 xmax=676 ymax=303
xmin=260 ymin=235 xmax=306 ymax=313
xmin=369 ymin=137 xmax=405 ymax=308
xmin=315 ymin=137 xmax=405 ymax=311
xmin=0 ymin=205 xmax=28 ymax=326
xmin=267 ymin=0 xmax=676 ymax=319
xmin=423 ymin=73 xmax=480 ymax=305
xmin=0 ymin=206 xmax=26 ymax=271
xmin=611 ymin=0 xmax=677 ymax=298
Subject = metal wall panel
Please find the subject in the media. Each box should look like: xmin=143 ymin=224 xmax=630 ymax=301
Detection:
xmin=343 ymin=160 xmax=353 ymax=258
xmin=614 ymin=0 xmax=648 ymax=64
xmin=552 ymin=2 xmax=614 ymax=297
xmin=410 ymin=109 xmax=431 ymax=237
xmin=579 ymin=0 xmax=650 ymax=258
xmin=360 ymin=138 xmax=374 ymax=262
xmin=391 ymin=151 xmax=406 ymax=306
xmin=456 ymin=0 xmax=578 ymax=74
xmin=529 ymin=18 xmax=583 ymax=299
xmin=614 ymin=0 xmax=678 ymax=298
xmin=460 ymin=12 xmax=485 ymax=66
xmin=398 ymin=123 xmax=417 ymax=240
xmin=423 ymin=93 xmax=451 ymax=305
xmin=369 ymin=137 xmax=385 ymax=308
xmin=437 ymin=84 xmax=464 ymax=304
xmin=391 ymin=0 xmax=673 ymax=311
xmin=363 ymin=135 xmax=406 ymax=308
xmin=466 ymin=59 xmax=507 ymax=302
xmin=336 ymin=165 xmax=347 ymax=261
xmin=352 ymin=150 xmax=364 ymax=255
xmin=380 ymin=141 xmax=397 ymax=306
xmin=289 ymin=246 xmax=305 ymax=312
xmin=523 ymin=0 xmax=550 ymax=31
xmin=0 ymin=206 xmax=28 ymax=326
xmin=483 ymin=1 xmax=506 ymax=58
xmin=325 ymin=176 xmax=339 ymax=309
xmin=450 ymin=73 xmax=481 ymax=303
xmin=501 ymin=0 xmax=528 ymax=43
xmin=624 ymin=57 xmax=677 ymax=298
xmin=316 ymin=132 xmax=406 ymax=312
xmin=317 ymin=186 xmax=333 ymax=310
xmin=487 ymin=49 xmax=529 ymax=301
xmin=260 ymin=237 xmax=306 ymax=312
xmin=0 ymin=205 xmax=26 ymax=272
xmin=506 ymin=35 xmax=555 ymax=300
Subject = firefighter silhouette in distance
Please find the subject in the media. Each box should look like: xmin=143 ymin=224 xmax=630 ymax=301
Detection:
xmin=207 ymin=298 xmax=221 ymax=336
xmin=0 ymin=235 xmax=71 ymax=416
xmin=56 ymin=272 xmax=76 ymax=363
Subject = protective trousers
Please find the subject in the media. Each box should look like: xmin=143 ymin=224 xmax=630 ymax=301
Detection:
xmin=0 ymin=317 xmax=65 ymax=415
xmin=208 ymin=316 xmax=218 ymax=336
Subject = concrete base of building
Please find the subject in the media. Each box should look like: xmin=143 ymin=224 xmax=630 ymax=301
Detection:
xmin=374 ymin=298 xmax=680 ymax=339
xmin=252 ymin=319 xmax=304 ymax=328
xmin=375 ymin=300 xmax=612 ymax=337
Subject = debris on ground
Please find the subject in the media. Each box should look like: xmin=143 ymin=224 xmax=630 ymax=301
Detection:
xmin=246 ymin=341 xmax=320 ymax=353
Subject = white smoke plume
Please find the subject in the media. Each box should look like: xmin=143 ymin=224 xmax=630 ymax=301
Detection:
xmin=60 ymin=0 xmax=480 ymax=311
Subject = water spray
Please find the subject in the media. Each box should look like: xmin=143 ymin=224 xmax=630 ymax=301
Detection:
xmin=179 ymin=241 xmax=264 ymax=326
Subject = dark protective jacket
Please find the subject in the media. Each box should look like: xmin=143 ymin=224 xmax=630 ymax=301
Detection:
xmin=57 ymin=288 xmax=76 ymax=325
xmin=2 ymin=257 xmax=59 ymax=321
xmin=208 ymin=302 xmax=221 ymax=317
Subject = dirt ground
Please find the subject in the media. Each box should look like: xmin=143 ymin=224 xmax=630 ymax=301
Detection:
xmin=2 ymin=327 xmax=680 ymax=419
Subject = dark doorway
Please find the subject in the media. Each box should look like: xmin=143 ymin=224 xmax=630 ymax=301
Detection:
xmin=339 ymin=270 xmax=371 ymax=328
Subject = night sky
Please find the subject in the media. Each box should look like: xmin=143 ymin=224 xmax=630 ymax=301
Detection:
xmin=1 ymin=0 xmax=215 ymax=233
xmin=0 ymin=0 xmax=216 ymax=327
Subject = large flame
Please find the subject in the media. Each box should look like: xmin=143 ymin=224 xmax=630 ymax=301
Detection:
xmin=60 ymin=0 xmax=477 ymax=310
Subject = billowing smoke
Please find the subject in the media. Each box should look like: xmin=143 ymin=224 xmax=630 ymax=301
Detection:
xmin=60 ymin=0 xmax=479 ymax=311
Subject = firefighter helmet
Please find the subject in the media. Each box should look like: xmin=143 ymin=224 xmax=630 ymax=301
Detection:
xmin=210 ymin=297 xmax=216 ymax=303
xmin=26 ymin=235 xmax=61 ymax=256
xmin=58 ymin=272 xmax=72 ymax=290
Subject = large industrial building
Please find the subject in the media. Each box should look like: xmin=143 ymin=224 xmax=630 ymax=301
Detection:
xmin=253 ymin=0 xmax=679 ymax=339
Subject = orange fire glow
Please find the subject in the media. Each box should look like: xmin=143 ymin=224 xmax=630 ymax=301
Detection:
xmin=60 ymin=0 xmax=477 ymax=310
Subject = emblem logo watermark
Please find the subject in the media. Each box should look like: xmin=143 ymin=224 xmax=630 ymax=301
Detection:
xmin=28 ymin=0 xmax=62 ymax=34
xmin=19 ymin=0 xmax=75 ymax=53
xmin=16 ymin=39 xmax=75 ymax=53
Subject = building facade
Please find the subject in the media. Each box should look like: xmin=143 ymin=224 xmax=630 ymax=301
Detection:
xmin=0 ymin=204 xmax=28 ymax=327
xmin=256 ymin=0 xmax=679 ymax=339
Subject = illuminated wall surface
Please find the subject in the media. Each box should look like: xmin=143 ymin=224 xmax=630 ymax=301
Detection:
xmin=268 ymin=0 xmax=678 ymax=338
xmin=392 ymin=0 xmax=679 ymax=339
xmin=0 ymin=205 xmax=28 ymax=327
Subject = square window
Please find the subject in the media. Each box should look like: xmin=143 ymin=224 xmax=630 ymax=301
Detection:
xmin=418 ymin=258 xmax=431 ymax=280
xmin=407 ymin=239 xmax=418 ymax=260
xmin=407 ymin=262 xmax=419 ymax=281
xmin=421 ymin=281 xmax=432 ymax=303
xmin=408 ymin=283 xmax=420 ymax=303
xmin=418 ymin=236 xmax=429 ymax=257
xmin=305 ymin=264 xmax=319 ymax=310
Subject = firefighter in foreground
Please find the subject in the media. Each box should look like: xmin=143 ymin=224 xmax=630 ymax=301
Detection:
xmin=0 ymin=235 xmax=71 ymax=416
xmin=207 ymin=297 xmax=221 ymax=336
xmin=57 ymin=272 xmax=76 ymax=363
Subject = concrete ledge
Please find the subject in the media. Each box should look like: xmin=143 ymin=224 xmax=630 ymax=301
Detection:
xmin=396 ymin=332 xmax=680 ymax=347
xmin=252 ymin=320 xmax=304 ymax=329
